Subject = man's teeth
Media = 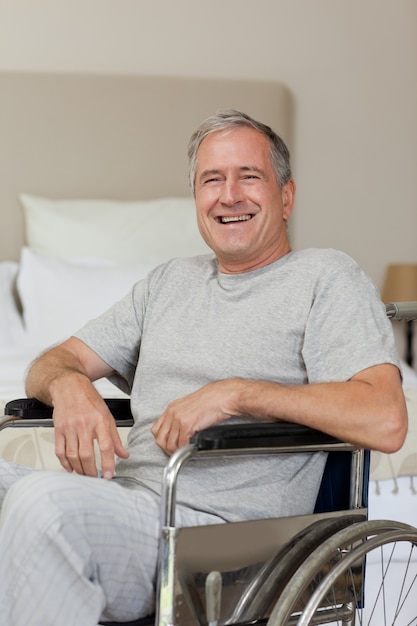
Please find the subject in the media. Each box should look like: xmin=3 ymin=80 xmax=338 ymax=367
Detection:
xmin=220 ymin=214 xmax=252 ymax=224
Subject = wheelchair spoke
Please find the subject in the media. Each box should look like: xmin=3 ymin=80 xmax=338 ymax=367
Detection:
xmin=360 ymin=540 xmax=417 ymax=626
xmin=393 ymin=549 xmax=417 ymax=622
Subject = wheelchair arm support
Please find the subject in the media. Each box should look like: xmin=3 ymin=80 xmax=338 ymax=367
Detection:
xmin=1 ymin=397 xmax=134 ymax=429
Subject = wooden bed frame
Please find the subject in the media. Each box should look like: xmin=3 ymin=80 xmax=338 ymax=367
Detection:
xmin=0 ymin=72 xmax=292 ymax=262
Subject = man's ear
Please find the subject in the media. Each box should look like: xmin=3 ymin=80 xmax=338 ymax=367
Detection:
xmin=282 ymin=179 xmax=296 ymax=221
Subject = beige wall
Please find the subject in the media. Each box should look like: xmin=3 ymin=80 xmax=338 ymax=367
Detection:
xmin=1 ymin=0 xmax=416 ymax=296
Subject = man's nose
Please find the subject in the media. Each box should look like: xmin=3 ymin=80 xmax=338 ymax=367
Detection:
xmin=219 ymin=179 xmax=243 ymax=206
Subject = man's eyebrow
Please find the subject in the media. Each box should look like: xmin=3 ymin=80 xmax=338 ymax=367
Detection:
xmin=199 ymin=169 xmax=222 ymax=182
xmin=240 ymin=166 xmax=265 ymax=176
xmin=198 ymin=165 xmax=266 ymax=183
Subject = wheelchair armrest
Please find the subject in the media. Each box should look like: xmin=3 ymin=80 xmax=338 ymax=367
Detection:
xmin=191 ymin=422 xmax=344 ymax=451
xmin=5 ymin=398 xmax=53 ymax=419
xmin=4 ymin=397 xmax=133 ymax=424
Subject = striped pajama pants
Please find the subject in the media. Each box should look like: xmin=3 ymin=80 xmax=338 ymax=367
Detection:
xmin=0 ymin=460 xmax=222 ymax=626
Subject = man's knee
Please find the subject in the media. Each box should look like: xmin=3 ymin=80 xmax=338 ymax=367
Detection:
xmin=0 ymin=459 xmax=35 ymax=508
xmin=1 ymin=471 xmax=65 ymax=527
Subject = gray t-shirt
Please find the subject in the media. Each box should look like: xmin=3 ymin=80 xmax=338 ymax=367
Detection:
xmin=75 ymin=248 xmax=400 ymax=522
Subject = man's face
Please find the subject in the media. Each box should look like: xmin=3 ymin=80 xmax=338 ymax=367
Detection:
xmin=194 ymin=126 xmax=295 ymax=274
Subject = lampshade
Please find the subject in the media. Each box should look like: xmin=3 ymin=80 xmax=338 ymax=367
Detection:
xmin=382 ymin=264 xmax=417 ymax=303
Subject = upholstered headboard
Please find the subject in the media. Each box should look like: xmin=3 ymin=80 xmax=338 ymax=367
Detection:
xmin=0 ymin=72 xmax=293 ymax=262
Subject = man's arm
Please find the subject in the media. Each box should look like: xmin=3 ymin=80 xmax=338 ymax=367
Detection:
xmin=25 ymin=337 xmax=129 ymax=478
xmin=151 ymin=363 xmax=408 ymax=455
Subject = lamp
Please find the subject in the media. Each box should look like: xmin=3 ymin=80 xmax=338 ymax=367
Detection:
xmin=382 ymin=264 xmax=417 ymax=367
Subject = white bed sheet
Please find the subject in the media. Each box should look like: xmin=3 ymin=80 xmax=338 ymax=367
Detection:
xmin=0 ymin=346 xmax=45 ymax=415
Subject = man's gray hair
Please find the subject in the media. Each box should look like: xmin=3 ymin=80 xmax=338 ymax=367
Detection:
xmin=188 ymin=109 xmax=292 ymax=194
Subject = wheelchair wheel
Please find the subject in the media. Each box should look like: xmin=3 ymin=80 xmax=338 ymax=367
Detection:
xmin=266 ymin=519 xmax=417 ymax=626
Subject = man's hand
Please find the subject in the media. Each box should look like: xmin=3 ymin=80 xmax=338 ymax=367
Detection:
xmin=151 ymin=379 xmax=242 ymax=454
xmin=25 ymin=337 xmax=130 ymax=478
xmin=52 ymin=378 xmax=129 ymax=478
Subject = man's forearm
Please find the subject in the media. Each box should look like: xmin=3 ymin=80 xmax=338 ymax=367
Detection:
xmin=235 ymin=364 xmax=407 ymax=454
xmin=25 ymin=337 xmax=113 ymax=405
xmin=26 ymin=345 xmax=89 ymax=406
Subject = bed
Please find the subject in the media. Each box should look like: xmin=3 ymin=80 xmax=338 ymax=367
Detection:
xmin=0 ymin=72 xmax=415 ymax=531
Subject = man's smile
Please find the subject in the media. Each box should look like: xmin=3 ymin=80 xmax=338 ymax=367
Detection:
xmin=217 ymin=214 xmax=254 ymax=224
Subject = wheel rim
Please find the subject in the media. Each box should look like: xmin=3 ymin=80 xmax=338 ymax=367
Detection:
xmin=266 ymin=520 xmax=417 ymax=626
xmin=297 ymin=529 xmax=417 ymax=626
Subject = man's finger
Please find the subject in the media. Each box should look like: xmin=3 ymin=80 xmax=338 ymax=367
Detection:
xmin=96 ymin=423 xmax=128 ymax=479
xmin=98 ymin=438 xmax=116 ymax=480
xmin=78 ymin=437 xmax=99 ymax=477
xmin=112 ymin=428 xmax=130 ymax=461
xmin=55 ymin=431 xmax=73 ymax=473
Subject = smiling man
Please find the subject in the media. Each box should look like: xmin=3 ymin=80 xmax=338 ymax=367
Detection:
xmin=0 ymin=109 xmax=407 ymax=625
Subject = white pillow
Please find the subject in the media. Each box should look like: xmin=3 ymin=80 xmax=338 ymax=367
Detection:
xmin=0 ymin=261 xmax=25 ymax=348
xmin=17 ymin=248 xmax=154 ymax=348
xmin=20 ymin=194 xmax=211 ymax=264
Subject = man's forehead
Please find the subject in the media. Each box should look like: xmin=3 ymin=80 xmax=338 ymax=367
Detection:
xmin=196 ymin=135 xmax=271 ymax=182
xmin=198 ymin=126 xmax=266 ymax=148
xmin=197 ymin=128 xmax=269 ymax=163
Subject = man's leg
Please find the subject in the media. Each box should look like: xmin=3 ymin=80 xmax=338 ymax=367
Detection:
xmin=0 ymin=471 xmax=162 ymax=625
xmin=0 ymin=458 xmax=36 ymax=504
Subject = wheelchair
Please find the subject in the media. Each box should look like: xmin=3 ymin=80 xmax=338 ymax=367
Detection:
xmin=1 ymin=301 xmax=417 ymax=625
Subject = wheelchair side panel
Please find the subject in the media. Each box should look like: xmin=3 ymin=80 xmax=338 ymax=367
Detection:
xmin=159 ymin=508 xmax=367 ymax=626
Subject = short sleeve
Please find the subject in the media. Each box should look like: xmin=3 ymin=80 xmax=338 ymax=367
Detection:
xmin=302 ymin=252 xmax=400 ymax=383
xmin=74 ymin=278 xmax=149 ymax=394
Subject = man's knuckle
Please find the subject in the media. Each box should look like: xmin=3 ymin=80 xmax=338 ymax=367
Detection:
xmin=79 ymin=450 xmax=91 ymax=462
xmin=99 ymin=439 xmax=112 ymax=453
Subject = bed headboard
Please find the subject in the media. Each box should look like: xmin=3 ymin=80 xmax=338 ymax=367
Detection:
xmin=0 ymin=72 xmax=293 ymax=262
